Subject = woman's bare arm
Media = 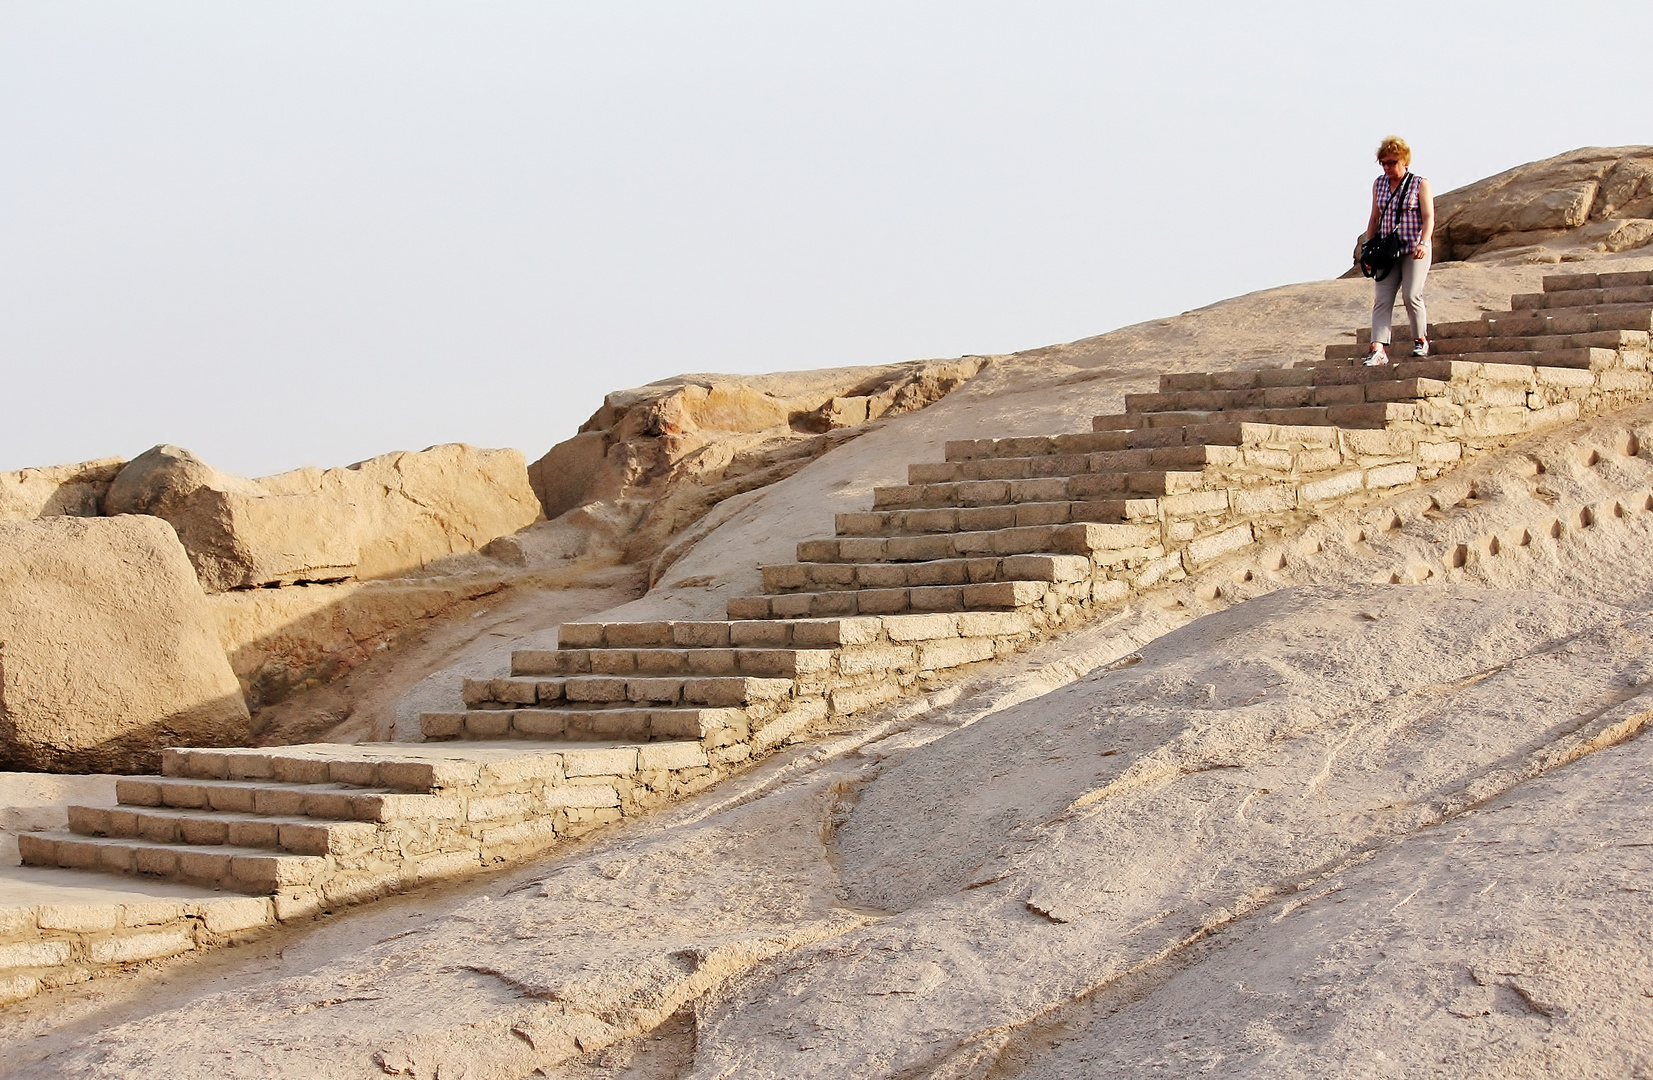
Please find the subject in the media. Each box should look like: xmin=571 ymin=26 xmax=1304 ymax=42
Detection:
xmin=1415 ymin=177 xmax=1435 ymax=258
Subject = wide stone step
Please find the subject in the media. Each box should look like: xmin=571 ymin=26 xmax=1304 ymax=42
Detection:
xmin=422 ymin=706 xmax=741 ymax=743
xmin=1442 ymin=330 xmax=1644 ymax=352
xmin=795 ymin=522 xmax=1162 ymax=566
xmin=1480 ymin=305 xmax=1653 ymax=336
xmin=553 ymin=612 xmax=1035 ymax=651
xmin=1542 ymin=270 xmax=1653 ymax=292
xmin=876 ymin=474 xmax=1166 ymax=512
xmin=728 ymin=580 xmax=1059 ymax=620
xmin=511 ymin=646 xmax=833 ymax=678
xmin=910 ymin=456 xmax=1209 ymax=488
xmin=1514 ymin=284 xmax=1653 ymax=309
xmin=66 ymin=804 xmax=377 ymax=856
xmin=157 ymin=747 xmax=475 ymax=790
xmin=1358 ymin=317 xmax=1648 ymax=345
xmin=839 ymin=498 xmax=1151 ymax=534
xmin=1319 ymin=347 xmax=1616 ymax=370
xmin=835 ymin=499 xmax=1138 ymax=537
xmin=1416 ymin=305 xmax=1653 ymax=337
xmin=460 ymin=674 xmax=795 ymax=709
xmin=763 ymin=553 xmax=1093 ymax=594
xmin=1124 ymin=378 xmax=1449 ymax=415
xmin=1092 ymin=403 xmax=1404 ymax=432
xmin=939 ymin=440 xmax=1235 ymax=469
xmin=554 ymin=618 xmax=892 ymax=651
xmin=17 ymin=833 xmax=329 ymax=894
xmin=937 ymin=431 xmax=1134 ymax=460
xmin=1159 ymin=360 xmax=1559 ymax=390
xmin=940 ymin=422 xmax=1250 ymax=457
xmin=115 ymin=776 xmax=455 ymax=823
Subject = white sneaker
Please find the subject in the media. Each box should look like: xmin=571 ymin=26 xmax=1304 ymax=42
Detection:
xmin=1412 ymin=338 xmax=1429 ymax=357
xmin=1363 ymin=344 xmax=1389 ymax=367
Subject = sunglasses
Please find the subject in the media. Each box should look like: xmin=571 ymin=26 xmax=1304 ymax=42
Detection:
xmin=1379 ymin=159 xmax=1401 ymax=166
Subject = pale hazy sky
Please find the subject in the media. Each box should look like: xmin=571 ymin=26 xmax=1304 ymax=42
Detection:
xmin=3 ymin=2 xmax=1650 ymax=477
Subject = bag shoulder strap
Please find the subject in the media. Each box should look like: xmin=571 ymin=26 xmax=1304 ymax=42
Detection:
xmin=1381 ymin=172 xmax=1414 ymax=230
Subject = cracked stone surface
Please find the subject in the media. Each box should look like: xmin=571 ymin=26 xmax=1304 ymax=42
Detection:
xmin=7 ymin=580 xmax=1652 ymax=1079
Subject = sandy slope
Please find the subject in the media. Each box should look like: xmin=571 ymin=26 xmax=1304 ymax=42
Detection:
xmin=6 ymin=250 xmax=1653 ymax=1077
xmin=9 ymin=579 xmax=1649 ymax=1079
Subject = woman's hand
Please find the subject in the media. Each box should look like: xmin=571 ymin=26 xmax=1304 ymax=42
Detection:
xmin=1414 ymin=240 xmax=1431 ymax=260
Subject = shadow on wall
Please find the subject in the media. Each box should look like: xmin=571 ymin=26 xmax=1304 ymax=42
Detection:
xmin=0 ymin=516 xmax=253 ymax=774
xmin=213 ymin=573 xmax=512 ymax=712
xmin=0 ymin=692 xmax=256 ymax=776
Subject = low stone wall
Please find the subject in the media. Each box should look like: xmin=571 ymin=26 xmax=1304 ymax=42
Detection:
xmin=0 ymin=893 xmax=275 ymax=1007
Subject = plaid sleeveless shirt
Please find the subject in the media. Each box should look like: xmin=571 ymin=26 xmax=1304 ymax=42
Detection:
xmin=1375 ymin=173 xmax=1425 ymax=247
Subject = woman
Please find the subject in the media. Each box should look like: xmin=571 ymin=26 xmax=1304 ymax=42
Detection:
xmin=1361 ymin=136 xmax=1435 ymax=366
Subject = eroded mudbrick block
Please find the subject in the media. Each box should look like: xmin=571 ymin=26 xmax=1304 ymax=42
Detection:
xmin=36 ymin=904 xmax=119 ymax=934
xmin=0 ymin=941 xmax=72 ymax=969
xmin=197 ymin=897 xmax=275 ymax=935
xmin=1299 ymin=471 xmax=1364 ymax=503
xmin=1366 ymin=463 xmax=1419 ymax=489
xmin=1186 ymin=523 xmax=1255 ymax=567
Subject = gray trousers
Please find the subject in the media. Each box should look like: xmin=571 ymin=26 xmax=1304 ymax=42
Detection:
xmin=1371 ymin=252 xmax=1431 ymax=344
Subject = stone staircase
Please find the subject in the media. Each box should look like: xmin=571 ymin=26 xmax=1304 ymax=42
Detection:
xmin=18 ymin=740 xmax=718 ymax=917
xmin=7 ymin=268 xmax=1652 ymax=1001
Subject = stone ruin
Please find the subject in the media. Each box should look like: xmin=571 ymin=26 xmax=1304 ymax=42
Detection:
xmin=7 ymin=263 xmax=1653 ymax=1004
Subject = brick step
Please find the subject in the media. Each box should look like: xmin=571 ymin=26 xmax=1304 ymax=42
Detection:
xmin=1352 ymin=316 xmax=1636 ymax=344
xmin=1355 ymin=329 xmax=1639 ymax=348
xmin=936 ymin=423 xmax=1250 ymax=463
xmin=1542 ymin=270 xmax=1653 ymax=292
xmin=422 ymin=705 xmax=741 ymax=743
xmin=1092 ymin=403 xmax=1405 ymax=432
xmin=17 ymin=833 xmax=328 ymax=894
xmin=763 ymin=553 xmax=1093 ymax=594
xmin=910 ymin=454 xmax=1208 ymax=487
xmin=1514 ymin=285 xmax=1653 ymax=309
xmin=939 ymin=431 xmax=1141 ymax=461
xmin=1442 ymin=331 xmax=1644 ymax=352
xmin=880 ymin=472 xmax=1173 ymax=509
xmin=115 ymin=776 xmax=452 ymax=823
xmin=157 ymin=747 xmax=474 ymax=790
xmin=1355 ymin=310 xmax=1653 ymax=340
xmin=728 ymin=580 xmax=1060 ymax=620
xmin=940 ymin=439 xmax=1238 ymax=469
xmin=511 ymin=646 xmax=834 ymax=678
xmin=1316 ymin=349 xmax=1616 ymax=372
xmin=1479 ymin=305 xmax=1653 ymax=335
xmin=1309 ymin=361 xmax=1606 ymax=389
xmin=552 ymin=612 xmax=1036 ymax=651
xmin=841 ymin=497 xmax=1152 ymax=533
xmin=1421 ymin=319 xmax=1563 ymax=342
xmin=795 ymin=522 xmax=1161 ymax=565
xmin=66 ymin=804 xmax=376 ymax=857
xmin=460 ymin=674 xmax=795 ymax=709
xmin=553 ymin=618 xmax=880 ymax=651
xmin=1321 ymin=345 xmax=1617 ymax=369
xmin=1124 ymin=377 xmax=1449 ymax=415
